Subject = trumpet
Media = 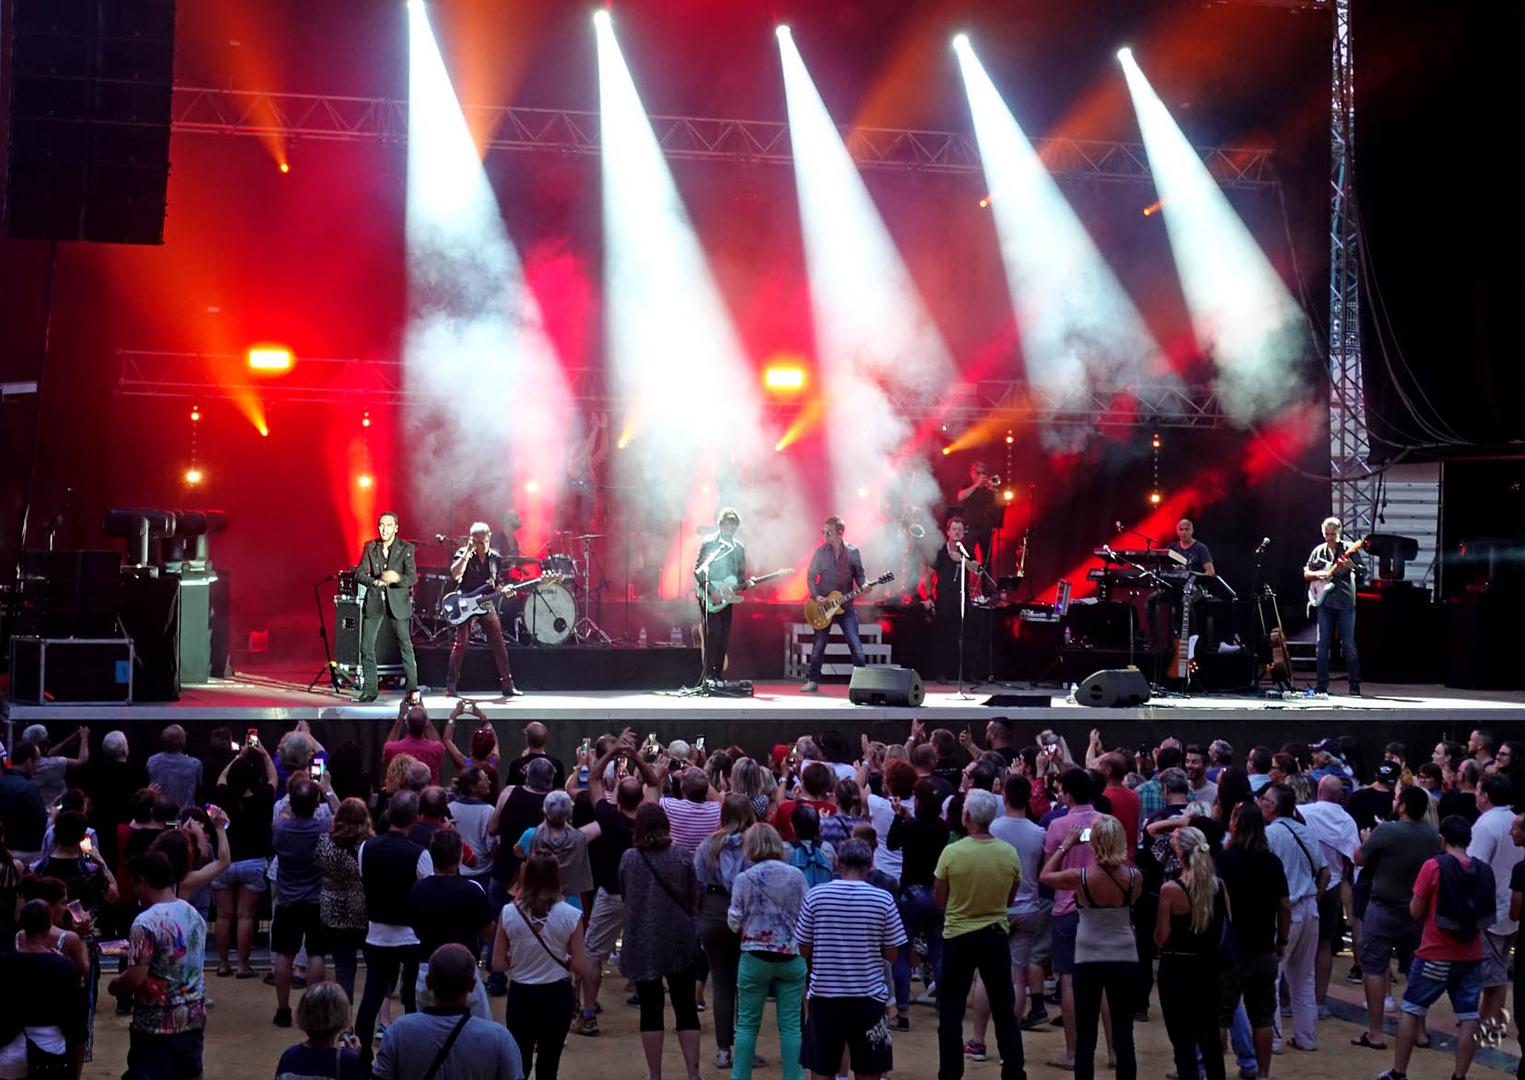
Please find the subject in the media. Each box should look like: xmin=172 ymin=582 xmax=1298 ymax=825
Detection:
xmin=986 ymin=474 xmax=1002 ymax=488
xmin=907 ymin=522 xmax=927 ymax=539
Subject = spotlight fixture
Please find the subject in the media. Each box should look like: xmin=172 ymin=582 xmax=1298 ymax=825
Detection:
xmin=278 ymin=162 xmax=290 ymax=174
xmin=775 ymin=24 xmax=791 ymax=39
xmin=951 ymin=33 xmax=970 ymax=51
xmin=1151 ymin=432 xmax=1162 ymax=450
xmin=362 ymin=411 xmax=371 ymax=428
xmin=357 ymin=474 xmax=374 ymax=490
xmin=592 ymin=9 xmax=611 ymax=28
xmin=190 ymin=407 xmax=201 ymax=422
xmin=184 ymin=467 xmax=203 ymax=486
xmin=247 ymin=345 xmax=294 ymax=373
xmin=1116 ymin=46 xmax=1133 ymax=62
xmin=1149 ymin=489 xmax=1162 ymax=506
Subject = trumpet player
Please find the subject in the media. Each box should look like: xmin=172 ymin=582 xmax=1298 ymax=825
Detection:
xmin=953 ymin=460 xmax=1002 ymax=567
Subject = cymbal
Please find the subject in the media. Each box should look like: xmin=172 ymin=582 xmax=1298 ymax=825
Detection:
xmin=569 ymin=533 xmax=604 ymax=540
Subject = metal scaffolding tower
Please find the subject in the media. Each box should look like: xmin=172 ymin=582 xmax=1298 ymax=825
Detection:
xmin=1327 ymin=0 xmax=1376 ymax=533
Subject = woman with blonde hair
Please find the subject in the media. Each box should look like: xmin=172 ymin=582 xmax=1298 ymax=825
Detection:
xmin=1040 ymin=813 xmax=1142 ymax=1080
xmin=730 ymin=758 xmax=773 ymax=822
xmin=695 ymin=793 xmax=756 ymax=1069
xmin=726 ymin=824 xmax=807 ymax=1080
xmin=1154 ymin=826 xmax=1228 ymax=1080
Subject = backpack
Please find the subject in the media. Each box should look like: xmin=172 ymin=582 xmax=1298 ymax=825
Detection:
xmin=1434 ymin=853 xmax=1496 ymax=943
xmin=788 ymin=841 xmax=833 ymax=889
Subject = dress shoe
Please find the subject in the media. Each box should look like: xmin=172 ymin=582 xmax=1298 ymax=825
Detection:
xmin=501 ymin=682 xmax=519 ymax=699
xmin=352 ymin=692 xmax=378 ymax=704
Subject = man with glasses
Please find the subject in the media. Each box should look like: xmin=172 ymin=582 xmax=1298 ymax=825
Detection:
xmin=802 ymin=516 xmax=870 ymax=693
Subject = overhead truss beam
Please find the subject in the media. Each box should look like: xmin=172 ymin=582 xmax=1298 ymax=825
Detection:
xmin=117 ymin=351 xmax=1231 ymax=429
xmin=170 ymin=86 xmax=1280 ymax=189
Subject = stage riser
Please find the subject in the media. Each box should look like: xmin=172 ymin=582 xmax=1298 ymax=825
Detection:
xmin=408 ymin=645 xmax=701 ymax=692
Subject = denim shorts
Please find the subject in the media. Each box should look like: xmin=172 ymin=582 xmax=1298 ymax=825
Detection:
xmin=211 ymin=857 xmax=269 ymax=893
xmin=1051 ymin=909 xmax=1079 ymax=975
xmin=1401 ymin=957 xmax=1482 ymax=1021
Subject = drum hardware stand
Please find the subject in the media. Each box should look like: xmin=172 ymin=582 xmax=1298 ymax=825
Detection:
xmin=570 ymin=531 xmax=613 ymax=645
xmin=306 ymin=574 xmax=360 ymax=696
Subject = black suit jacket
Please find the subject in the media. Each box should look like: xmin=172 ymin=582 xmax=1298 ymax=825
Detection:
xmin=356 ymin=538 xmax=417 ymax=618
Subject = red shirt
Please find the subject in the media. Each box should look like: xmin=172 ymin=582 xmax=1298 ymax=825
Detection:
xmin=1104 ymin=785 xmax=1141 ymax=862
xmin=1413 ymin=855 xmax=1486 ymax=962
xmin=773 ymin=798 xmax=837 ymax=843
xmin=382 ymin=736 xmax=446 ymax=785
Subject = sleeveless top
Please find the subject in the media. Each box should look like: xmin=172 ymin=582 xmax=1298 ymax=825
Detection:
xmin=1161 ymin=878 xmax=1227 ymax=960
xmin=1075 ymin=866 xmax=1140 ymax=964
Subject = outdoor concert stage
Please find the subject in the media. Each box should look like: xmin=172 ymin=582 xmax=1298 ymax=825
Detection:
xmin=5 ymin=666 xmax=1521 ymax=772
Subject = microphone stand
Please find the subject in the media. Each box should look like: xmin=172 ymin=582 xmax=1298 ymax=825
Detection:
xmin=305 ymin=574 xmax=357 ymax=695
xmin=681 ymin=537 xmax=730 ymax=696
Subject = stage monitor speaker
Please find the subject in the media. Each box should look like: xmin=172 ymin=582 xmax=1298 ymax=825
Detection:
xmin=848 ymin=665 xmax=924 ymax=708
xmin=5 ymin=0 xmax=176 ymax=244
xmin=334 ymin=598 xmax=400 ymax=670
xmin=118 ymin=573 xmax=179 ymax=701
xmin=1076 ymin=667 xmax=1151 ymax=708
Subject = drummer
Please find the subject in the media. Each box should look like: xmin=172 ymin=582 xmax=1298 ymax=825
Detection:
xmin=500 ymin=509 xmax=531 ymax=640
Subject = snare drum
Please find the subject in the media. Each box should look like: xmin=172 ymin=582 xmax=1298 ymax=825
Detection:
xmin=541 ymin=554 xmax=577 ymax=579
xmin=524 ymin=582 xmax=577 ymax=645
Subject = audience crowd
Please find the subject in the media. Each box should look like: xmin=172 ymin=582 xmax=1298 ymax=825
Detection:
xmin=2 ymin=711 xmax=1524 ymax=1080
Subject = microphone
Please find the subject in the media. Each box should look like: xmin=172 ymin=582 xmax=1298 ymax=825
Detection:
xmin=1256 ymin=537 xmax=1271 ymax=555
xmin=956 ymin=542 xmax=973 ymax=562
xmin=1115 ymin=520 xmax=1125 ymax=533
xmin=435 ymin=533 xmax=450 ymax=544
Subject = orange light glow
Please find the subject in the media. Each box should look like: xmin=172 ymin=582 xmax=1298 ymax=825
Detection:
xmin=1142 ymin=200 xmax=1162 ymax=217
xmin=259 ymin=425 xmax=270 ymax=437
xmin=1003 ymin=489 xmax=1015 ymax=502
xmin=357 ymin=474 xmax=374 ymax=490
xmin=978 ymin=196 xmax=991 ymax=209
xmin=361 ymin=411 xmax=371 ymax=428
xmin=247 ymin=345 xmax=294 ymax=373
xmin=763 ymin=364 xmax=808 ymax=393
xmin=1005 ymin=433 xmax=1014 ymax=444
xmin=190 ymin=407 xmax=201 ymax=422
xmin=941 ymin=446 xmax=953 ymax=456
xmin=773 ymin=396 xmax=827 ymax=452
xmin=1149 ymin=490 xmax=1162 ymax=505
xmin=184 ymin=467 xmax=203 ymax=485
xmin=279 ymin=162 xmax=291 ymax=174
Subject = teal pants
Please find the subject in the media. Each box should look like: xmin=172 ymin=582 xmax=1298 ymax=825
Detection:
xmin=733 ymin=952 xmax=807 ymax=1080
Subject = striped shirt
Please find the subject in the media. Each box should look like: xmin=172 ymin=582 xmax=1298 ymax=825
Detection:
xmin=660 ymin=797 xmax=720 ymax=852
xmin=794 ymin=879 xmax=906 ymax=1000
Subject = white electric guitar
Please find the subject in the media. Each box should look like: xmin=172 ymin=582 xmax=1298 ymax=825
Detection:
xmin=1307 ymin=537 xmax=1368 ymax=610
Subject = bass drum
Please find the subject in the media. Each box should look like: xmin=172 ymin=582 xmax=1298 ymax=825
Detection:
xmin=524 ymin=583 xmax=577 ymax=645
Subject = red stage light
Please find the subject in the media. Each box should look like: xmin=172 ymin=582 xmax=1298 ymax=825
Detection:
xmin=362 ymin=411 xmax=371 ymax=428
xmin=357 ymin=474 xmax=374 ymax=490
xmin=190 ymin=407 xmax=201 ymax=422
xmin=247 ymin=345 xmax=294 ymax=373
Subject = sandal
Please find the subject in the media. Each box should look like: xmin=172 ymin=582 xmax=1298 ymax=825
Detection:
xmin=234 ymin=968 xmax=258 ymax=979
xmin=216 ymin=964 xmax=233 ymax=978
xmin=1351 ymin=1033 xmax=1388 ymax=1050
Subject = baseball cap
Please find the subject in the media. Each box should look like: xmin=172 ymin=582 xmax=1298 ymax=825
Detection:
xmin=1310 ymin=737 xmax=1343 ymax=755
xmin=1375 ymin=760 xmax=1400 ymax=784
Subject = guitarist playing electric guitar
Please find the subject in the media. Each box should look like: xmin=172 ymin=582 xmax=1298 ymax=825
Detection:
xmin=446 ymin=522 xmax=518 ymax=699
xmin=801 ymin=515 xmax=883 ymax=693
xmin=1302 ymin=515 xmax=1366 ymax=696
xmin=695 ymin=507 xmax=748 ymax=680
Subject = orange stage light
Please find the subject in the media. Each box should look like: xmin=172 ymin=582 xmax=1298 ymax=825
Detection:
xmin=362 ymin=411 xmax=371 ymax=428
xmin=259 ymin=425 xmax=270 ymax=437
xmin=184 ymin=467 xmax=203 ymax=485
xmin=1149 ymin=490 xmax=1163 ymax=505
xmin=279 ymin=162 xmax=291 ymax=174
xmin=1003 ymin=489 xmax=1015 ymax=502
xmin=978 ymin=196 xmax=991 ymax=209
xmin=763 ymin=364 xmax=808 ymax=393
xmin=357 ymin=474 xmax=374 ymax=490
xmin=190 ymin=407 xmax=201 ymax=422
xmin=941 ymin=446 xmax=953 ymax=456
xmin=247 ymin=345 xmax=294 ymax=373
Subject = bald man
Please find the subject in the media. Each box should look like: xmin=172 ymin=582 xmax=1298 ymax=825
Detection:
xmin=505 ymin=721 xmax=566 ymax=790
xmin=1300 ymin=775 xmax=1362 ymax=1012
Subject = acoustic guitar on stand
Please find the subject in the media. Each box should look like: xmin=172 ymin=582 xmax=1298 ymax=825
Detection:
xmin=804 ymin=572 xmax=894 ymax=631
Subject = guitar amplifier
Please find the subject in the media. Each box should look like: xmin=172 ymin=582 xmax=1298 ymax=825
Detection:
xmin=10 ymin=636 xmax=134 ymax=704
xmin=334 ymin=598 xmax=402 ymax=671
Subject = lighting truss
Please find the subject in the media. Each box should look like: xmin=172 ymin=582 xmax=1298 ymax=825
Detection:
xmin=117 ymin=351 xmax=1227 ymax=429
xmin=170 ymin=86 xmax=1280 ymax=188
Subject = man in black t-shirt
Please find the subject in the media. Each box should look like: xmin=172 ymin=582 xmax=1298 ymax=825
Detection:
xmin=1149 ymin=518 xmax=1216 ymax=653
xmin=446 ymin=523 xmax=517 ymax=699
xmin=410 ymin=830 xmax=493 ymax=1018
xmin=504 ymin=722 xmax=567 ymax=790
xmin=1217 ymin=802 xmax=1291 ymax=1078
xmin=1347 ymin=762 xmax=1400 ymax=834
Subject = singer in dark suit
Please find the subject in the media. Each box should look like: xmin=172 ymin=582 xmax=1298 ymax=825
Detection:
xmin=694 ymin=507 xmax=748 ymax=679
xmin=354 ymin=510 xmax=418 ymax=702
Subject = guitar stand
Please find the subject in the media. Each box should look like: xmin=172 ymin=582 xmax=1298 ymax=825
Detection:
xmin=572 ymin=532 xmax=614 ymax=645
xmin=305 ymin=577 xmax=362 ymax=696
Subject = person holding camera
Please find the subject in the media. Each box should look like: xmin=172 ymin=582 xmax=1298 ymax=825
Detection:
xmin=1039 ymin=769 xmax=1102 ymax=1070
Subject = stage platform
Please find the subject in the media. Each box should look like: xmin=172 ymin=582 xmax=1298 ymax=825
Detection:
xmin=5 ymin=666 xmax=1521 ymax=774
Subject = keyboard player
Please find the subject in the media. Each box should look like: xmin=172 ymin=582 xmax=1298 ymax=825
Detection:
xmin=1147 ymin=518 xmax=1215 ymax=652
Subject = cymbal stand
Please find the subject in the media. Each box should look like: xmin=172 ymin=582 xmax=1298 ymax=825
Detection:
xmin=572 ymin=532 xmax=613 ymax=645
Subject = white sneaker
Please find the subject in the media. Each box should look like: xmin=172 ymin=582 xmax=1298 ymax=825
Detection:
xmin=716 ymin=1048 xmax=732 ymax=1069
xmin=801 ymin=680 xmax=819 ymax=693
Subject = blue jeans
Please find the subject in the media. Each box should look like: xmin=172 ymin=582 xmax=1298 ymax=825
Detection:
xmin=1315 ymin=603 xmax=1360 ymax=690
xmin=900 ymin=884 xmax=944 ymax=985
xmin=806 ymin=604 xmax=866 ymax=681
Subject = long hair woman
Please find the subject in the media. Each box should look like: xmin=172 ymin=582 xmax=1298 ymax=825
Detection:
xmin=492 ymin=853 xmax=590 ymax=1080
xmin=211 ymin=745 xmax=277 ymax=978
xmin=818 ymin=778 xmax=865 ymax=851
xmin=315 ymin=797 xmax=372 ymax=1002
xmin=1217 ymin=802 xmax=1284 ymax=1079
xmin=694 ymin=793 xmax=756 ymax=1071
xmin=619 ymin=803 xmax=703 ymax=1080
xmin=1040 ymin=814 xmax=1142 ymax=1080
xmin=730 ymin=757 xmax=774 ymax=823
xmin=1154 ymin=826 xmax=1228 ymax=1080
xmin=727 ymin=823 xmax=808 ymax=1080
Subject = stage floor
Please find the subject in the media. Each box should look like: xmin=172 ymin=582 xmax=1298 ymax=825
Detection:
xmin=6 ymin=668 xmax=1522 ymax=725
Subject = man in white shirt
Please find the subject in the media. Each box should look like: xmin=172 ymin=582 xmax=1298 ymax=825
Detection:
xmin=1467 ymin=772 xmax=1523 ymax=1025
xmin=1259 ymin=782 xmax=1328 ymax=1051
xmin=1299 ymin=775 xmax=1361 ymax=1014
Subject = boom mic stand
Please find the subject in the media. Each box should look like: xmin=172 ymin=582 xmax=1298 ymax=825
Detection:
xmin=306 ymin=575 xmax=359 ymax=695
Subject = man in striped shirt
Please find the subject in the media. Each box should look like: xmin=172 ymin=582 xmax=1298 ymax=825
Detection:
xmin=796 ymin=840 xmax=906 ymax=1080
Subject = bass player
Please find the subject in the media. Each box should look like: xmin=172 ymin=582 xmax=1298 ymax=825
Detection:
xmin=802 ymin=515 xmax=870 ymax=693
xmin=1303 ymin=515 xmax=1365 ymax=696
xmin=447 ymin=522 xmax=518 ymax=699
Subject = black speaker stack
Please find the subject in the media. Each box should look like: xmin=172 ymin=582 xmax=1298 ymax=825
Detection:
xmin=5 ymin=0 xmax=176 ymax=244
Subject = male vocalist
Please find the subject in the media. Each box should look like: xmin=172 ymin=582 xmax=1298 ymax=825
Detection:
xmin=930 ymin=516 xmax=986 ymax=681
xmin=801 ymin=515 xmax=868 ymax=693
xmin=354 ymin=511 xmax=419 ymax=703
xmin=446 ymin=522 xmax=518 ymax=699
xmin=1303 ymin=515 xmax=1364 ymax=696
xmin=694 ymin=507 xmax=749 ymax=680
xmin=953 ymin=460 xmax=1001 ymax=565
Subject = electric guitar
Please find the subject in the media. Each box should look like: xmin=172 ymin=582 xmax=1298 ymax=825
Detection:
xmin=1172 ymin=570 xmax=1198 ymax=682
xmin=441 ymin=573 xmax=567 ymax=626
xmin=804 ymin=572 xmax=894 ymax=631
xmin=1306 ymin=537 xmax=1368 ymax=610
xmin=700 ymin=568 xmax=793 ymax=614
